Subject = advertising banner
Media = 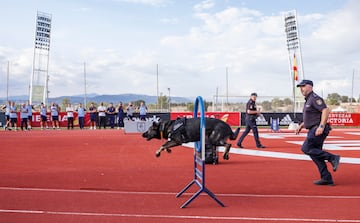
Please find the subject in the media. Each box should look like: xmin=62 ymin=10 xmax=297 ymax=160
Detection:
xmin=171 ymin=112 xmax=240 ymax=126
xmin=328 ymin=112 xmax=360 ymax=126
xmin=0 ymin=112 xmax=4 ymax=127
xmin=1 ymin=112 xmax=359 ymax=129
xmin=4 ymin=112 xmax=170 ymax=128
xmin=242 ymin=112 xmax=303 ymax=127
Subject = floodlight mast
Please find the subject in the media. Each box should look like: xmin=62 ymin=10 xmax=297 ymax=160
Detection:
xmin=29 ymin=11 xmax=52 ymax=105
xmin=284 ymin=10 xmax=304 ymax=115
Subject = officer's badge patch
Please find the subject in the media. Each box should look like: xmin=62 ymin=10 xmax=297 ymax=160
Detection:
xmin=316 ymin=99 xmax=323 ymax=105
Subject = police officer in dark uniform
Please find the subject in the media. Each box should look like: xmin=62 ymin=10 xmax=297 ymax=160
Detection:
xmin=237 ymin=92 xmax=266 ymax=148
xmin=295 ymin=79 xmax=340 ymax=186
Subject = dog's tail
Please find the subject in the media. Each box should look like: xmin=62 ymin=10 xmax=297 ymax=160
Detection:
xmin=229 ymin=127 xmax=240 ymax=140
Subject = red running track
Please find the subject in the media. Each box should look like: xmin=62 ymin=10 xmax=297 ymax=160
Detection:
xmin=1 ymin=128 xmax=360 ymax=223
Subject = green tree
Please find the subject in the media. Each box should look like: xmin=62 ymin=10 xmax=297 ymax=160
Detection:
xmin=341 ymin=96 xmax=349 ymax=103
xmin=349 ymin=97 xmax=357 ymax=103
xmin=271 ymin=97 xmax=284 ymax=108
xmin=204 ymin=100 xmax=210 ymax=112
xmin=186 ymin=100 xmax=210 ymax=112
xmin=187 ymin=102 xmax=194 ymax=112
xmin=261 ymin=101 xmax=272 ymax=111
xmin=86 ymin=101 xmax=97 ymax=109
xmin=283 ymin=98 xmax=293 ymax=106
xmin=326 ymin=93 xmax=341 ymax=105
xmin=133 ymin=99 xmax=145 ymax=107
xmin=157 ymin=95 xmax=168 ymax=111
xmin=346 ymin=97 xmax=356 ymax=103
xmin=61 ymin=98 xmax=70 ymax=110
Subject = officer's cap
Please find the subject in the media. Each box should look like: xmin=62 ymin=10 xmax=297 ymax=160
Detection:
xmin=251 ymin=92 xmax=258 ymax=97
xmin=296 ymin=79 xmax=313 ymax=87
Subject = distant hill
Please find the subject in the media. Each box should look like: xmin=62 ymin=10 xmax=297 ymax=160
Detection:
xmin=1 ymin=93 xmax=192 ymax=105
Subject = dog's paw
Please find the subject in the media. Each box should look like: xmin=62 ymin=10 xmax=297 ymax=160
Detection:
xmin=166 ymin=148 xmax=172 ymax=153
xmin=155 ymin=151 xmax=161 ymax=157
xmin=223 ymin=153 xmax=229 ymax=160
xmin=213 ymin=158 xmax=219 ymax=165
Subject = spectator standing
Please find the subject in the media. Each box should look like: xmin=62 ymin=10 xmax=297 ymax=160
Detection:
xmin=98 ymin=102 xmax=106 ymax=129
xmin=50 ymin=102 xmax=60 ymax=130
xmin=20 ymin=103 xmax=28 ymax=131
xmin=89 ymin=102 xmax=97 ymax=130
xmin=138 ymin=101 xmax=147 ymax=121
xmin=2 ymin=101 xmax=11 ymax=130
xmin=9 ymin=101 xmax=18 ymax=131
xmin=77 ymin=103 xmax=86 ymax=129
xmin=117 ymin=102 xmax=124 ymax=129
xmin=66 ymin=103 xmax=74 ymax=130
xmin=126 ymin=102 xmax=134 ymax=120
xmin=106 ymin=102 xmax=116 ymax=129
xmin=40 ymin=102 xmax=49 ymax=130
xmin=26 ymin=100 xmax=35 ymax=130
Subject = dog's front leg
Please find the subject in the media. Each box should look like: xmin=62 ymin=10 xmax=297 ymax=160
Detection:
xmin=155 ymin=146 xmax=167 ymax=157
xmin=163 ymin=140 xmax=181 ymax=154
xmin=155 ymin=141 xmax=180 ymax=157
xmin=155 ymin=145 xmax=172 ymax=157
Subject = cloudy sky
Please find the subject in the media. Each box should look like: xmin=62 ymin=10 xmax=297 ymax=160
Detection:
xmin=0 ymin=0 xmax=359 ymax=101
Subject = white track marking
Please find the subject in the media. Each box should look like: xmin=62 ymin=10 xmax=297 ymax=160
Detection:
xmin=183 ymin=143 xmax=360 ymax=164
xmin=287 ymin=140 xmax=360 ymax=152
xmin=0 ymin=209 xmax=360 ymax=222
xmin=345 ymin=132 xmax=360 ymax=136
xmin=1 ymin=186 xmax=360 ymax=199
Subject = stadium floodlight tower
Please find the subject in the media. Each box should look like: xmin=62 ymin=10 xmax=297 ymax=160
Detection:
xmin=29 ymin=11 xmax=52 ymax=105
xmin=284 ymin=10 xmax=304 ymax=115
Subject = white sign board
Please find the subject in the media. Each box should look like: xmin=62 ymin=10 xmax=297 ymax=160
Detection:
xmin=123 ymin=116 xmax=160 ymax=133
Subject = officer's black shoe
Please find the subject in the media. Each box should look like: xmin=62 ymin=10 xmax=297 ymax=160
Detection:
xmin=237 ymin=143 xmax=243 ymax=148
xmin=331 ymin=155 xmax=340 ymax=172
xmin=257 ymin=145 xmax=266 ymax=149
xmin=313 ymin=179 xmax=334 ymax=186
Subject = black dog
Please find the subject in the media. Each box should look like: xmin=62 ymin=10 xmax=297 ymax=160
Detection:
xmin=142 ymin=117 xmax=240 ymax=160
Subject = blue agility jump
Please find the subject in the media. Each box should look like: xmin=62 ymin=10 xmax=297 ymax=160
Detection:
xmin=176 ymin=96 xmax=225 ymax=208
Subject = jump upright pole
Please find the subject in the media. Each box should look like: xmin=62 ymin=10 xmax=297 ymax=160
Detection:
xmin=176 ymin=96 xmax=225 ymax=208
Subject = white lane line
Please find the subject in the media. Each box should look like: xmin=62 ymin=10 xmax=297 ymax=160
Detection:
xmin=229 ymin=147 xmax=360 ymax=164
xmin=0 ymin=209 xmax=360 ymax=222
xmin=183 ymin=143 xmax=360 ymax=164
xmin=1 ymin=187 xmax=360 ymax=199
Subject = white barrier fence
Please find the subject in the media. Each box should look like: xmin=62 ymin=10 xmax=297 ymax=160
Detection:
xmin=123 ymin=116 xmax=160 ymax=133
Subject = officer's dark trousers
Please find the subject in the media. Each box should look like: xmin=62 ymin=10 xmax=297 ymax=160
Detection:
xmin=301 ymin=125 xmax=334 ymax=182
xmin=108 ymin=115 xmax=115 ymax=129
xmin=118 ymin=116 xmax=124 ymax=127
xmin=67 ymin=117 xmax=74 ymax=129
xmin=237 ymin=117 xmax=262 ymax=147
xmin=21 ymin=118 xmax=28 ymax=130
xmin=78 ymin=117 xmax=84 ymax=129
xmin=98 ymin=116 xmax=106 ymax=129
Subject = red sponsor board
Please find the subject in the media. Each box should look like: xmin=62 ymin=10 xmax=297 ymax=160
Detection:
xmin=328 ymin=113 xmax=360 ymax=126
xmin=170 ymin=112 xmax=240 ymax=126
xmin=7 ymin=112 xmax=360 ymax=128
xmin=16 ymin=112 xmax=90 ymax=128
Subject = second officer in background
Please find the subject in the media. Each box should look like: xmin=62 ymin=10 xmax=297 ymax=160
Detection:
xmin=237 ymin=92 xmax=266 ymax=149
